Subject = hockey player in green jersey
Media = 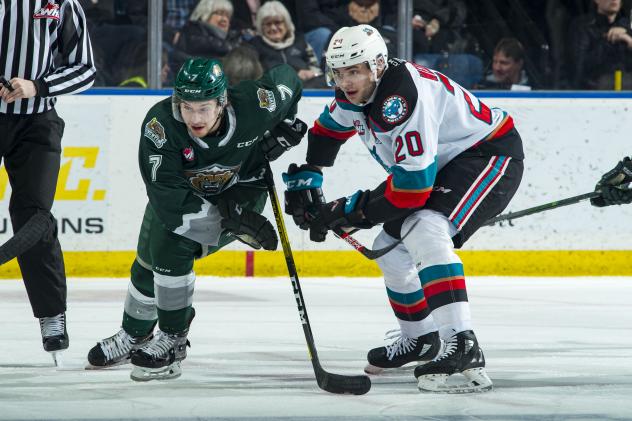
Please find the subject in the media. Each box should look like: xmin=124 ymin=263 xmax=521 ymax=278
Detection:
xmin=86 ymin=58 xmax=306 ymax=381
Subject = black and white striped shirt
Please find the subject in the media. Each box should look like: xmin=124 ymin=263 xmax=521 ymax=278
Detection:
xmin=0 ymin=0 xmax=95 ymax=115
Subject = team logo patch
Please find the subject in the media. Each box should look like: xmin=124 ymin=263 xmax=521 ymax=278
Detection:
xmin=182 ymin=147 xmax=194 ymax=162
xmin=144 ymin=117 xmax=167 ymax=148
xmin=362 ymin=27 xmax=374 ymax=36
xmin=381 ymin=95 xmax=408 ymax=124
xmin=257 ymin=88 xmax=276 ymax=112
xmin=184 ymin=163 xmax=241 ymax=195
xmin=34 ymin=1 xmax=60 ymax=20
xmin=353 ymin=119 xmax=365 ymax=135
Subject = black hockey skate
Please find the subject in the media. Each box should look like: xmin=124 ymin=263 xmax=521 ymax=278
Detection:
xmin=86 ymin=328 xmax=153 ymax=369
xmin=39 ymin=313 xmax=69 ymax=367
xmin=130 ymin=329 xmax=191 ymax=381
xmin=414 ymin=330 xmax=493 ymax=393
xmin=365 ymin=330 xmax=441 ymax=375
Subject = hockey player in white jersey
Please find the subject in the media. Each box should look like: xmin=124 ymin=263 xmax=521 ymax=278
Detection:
xmin=283 ymin=25 xmax=524 ymax=393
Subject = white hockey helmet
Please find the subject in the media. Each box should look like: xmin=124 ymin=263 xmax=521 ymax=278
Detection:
xmin=325 ymin=24 xmax=388 ymax=86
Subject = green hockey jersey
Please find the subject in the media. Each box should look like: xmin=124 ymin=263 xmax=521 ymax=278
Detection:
xmin=138 ymin=64 xmax=302 ymax=245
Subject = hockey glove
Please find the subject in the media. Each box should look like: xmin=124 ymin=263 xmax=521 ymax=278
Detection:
xmin=282 ymin=163 xmax=326 ymax=229
xmin=260 ymin=118 xmax=307 ymax=161
xmin=591 ymin=156 xmax=632 ymax=207
xmin=217 ymin=199 xmax=278 ymax=250
xmin=309 ymin=190 xmax=375 ymax=242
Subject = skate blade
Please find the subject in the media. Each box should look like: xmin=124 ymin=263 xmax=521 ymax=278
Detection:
xmin=130 ymin=362 xmax=182 ymax=382
xmin=417 ymin=368 xmax=493 ymax=394
xmin=85 ymin=358 xmax=130 ymax=370
xmin=49 ymin=351 xmax=63 ymax=368
xmin=364 ymin=364 xmax=384 ymax=375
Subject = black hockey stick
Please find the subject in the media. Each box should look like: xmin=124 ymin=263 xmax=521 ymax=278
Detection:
xmin=332 ymin=219 xmax=419 ymax=260
xmin=0 ymin=212 xmax=54 ymax=265
xmin=264 ymin=162 xmax=371 ymax=395
xmin=0 ymin=76 xmax=14 ymax=91
xmin=484 ymin=191 xmax=601 ymax=226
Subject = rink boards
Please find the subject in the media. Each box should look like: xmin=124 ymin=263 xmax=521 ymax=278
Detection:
xmin=1 ymin=91 xmax=631 ymax=278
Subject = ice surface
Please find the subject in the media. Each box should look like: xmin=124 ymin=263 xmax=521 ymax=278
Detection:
xmin=0 ymin=276 xmax=631 ymax=421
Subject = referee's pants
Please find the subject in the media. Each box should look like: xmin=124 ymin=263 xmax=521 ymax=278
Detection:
xmin=0 ymin=109 xmax=67 ymax=318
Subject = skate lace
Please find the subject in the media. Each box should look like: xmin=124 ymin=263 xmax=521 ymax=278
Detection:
xmin=39 ymin=314 xmax=65 ymax=338
xmin=142 ymin=331 xmax=176 ymax=358
xmin=100 ymin=329 xmax=135 ymax=361
xmin=384 ymin=329 xmax=418 ymax=361
xmin=434 ymin=335 xmax=458 ymax=362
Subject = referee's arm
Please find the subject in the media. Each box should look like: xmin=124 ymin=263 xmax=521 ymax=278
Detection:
xmin=34 ymin=0 xmax=96 ymax=97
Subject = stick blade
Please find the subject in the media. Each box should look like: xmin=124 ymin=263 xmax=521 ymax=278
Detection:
xmin=316 ymin=370 xmax=371 ymax=395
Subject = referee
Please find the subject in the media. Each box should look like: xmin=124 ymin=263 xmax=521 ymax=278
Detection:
xmin=0 ymin=0 xmax=95 ymax=363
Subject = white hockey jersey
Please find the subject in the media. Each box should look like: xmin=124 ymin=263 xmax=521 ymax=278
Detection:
xmin=306 ymin=58 xmax=522 ymax=209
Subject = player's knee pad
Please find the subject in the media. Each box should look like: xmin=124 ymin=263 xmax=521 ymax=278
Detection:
xmin=402 ymin=210 xmax=459 ymax=265
xmin=374 ymin=230 xmax=418 ymax=286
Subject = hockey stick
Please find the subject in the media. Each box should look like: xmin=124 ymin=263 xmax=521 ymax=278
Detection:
xmin=0 ymin=76 xmax=14 ymax=91
xmin=332 ymin=191 xmax=600 ymax=256
xmin=0 ymin=212 xmax=54 ymax=265
xmin=484 ymin=191 xmax=601 ymax=226
xmin=264 ymin=162 xmax=371 ymax=395
xmin=332 ymin=219 xmax=419 ymax=260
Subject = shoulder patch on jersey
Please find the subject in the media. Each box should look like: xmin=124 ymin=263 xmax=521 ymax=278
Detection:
xmin=257 ymin=88 xmax=277 ymax=112
xmin=33 ymin=1 xmax=60 ymax=20
xmin=276 ymin=84 xmax=293 ymax=101
xmin=369 ymin=62 xmax=418 ymax=131
xmin=144 ymin=117 xmax=167 ymax=149
xmin=381 ymin=95 xmax=408 ymax=124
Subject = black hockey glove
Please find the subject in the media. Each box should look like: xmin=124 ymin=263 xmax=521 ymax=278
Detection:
xmin=309 ymin=190 xmax=375 ymax=242
xmin=591 ymin=156 xmax=632 ymax=207
xmin=260 ymin=118 xmax=308 ymax=161
xmin=217 ymin=199 xmax=278 ymax=250
xmin=282 ymin=163 xmax=326 ymax=229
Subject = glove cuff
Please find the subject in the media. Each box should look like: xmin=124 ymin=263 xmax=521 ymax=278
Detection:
xmin=283 ymin=164 xmax=323 ymax=191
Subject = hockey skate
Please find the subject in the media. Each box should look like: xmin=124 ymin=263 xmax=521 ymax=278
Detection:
xmin=130 ymin=329 xmax=190 ymax=382
xmin=365 ymin=329 xmax=441 ymax=375
xmin=86 ymin=328 xmax=153 ymax=369
xmin=414 ymin=330 xmax=493 ymax=393
xmin=39 ymin=313 xmax=69 ymax=367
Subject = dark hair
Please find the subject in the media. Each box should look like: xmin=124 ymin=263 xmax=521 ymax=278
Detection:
xmin=353 ymin=0 xmax=379 ymax=7
xmin=494 ymin=38 xmax=525 ymax=62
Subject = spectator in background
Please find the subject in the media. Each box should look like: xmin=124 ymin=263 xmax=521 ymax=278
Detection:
xmin=232 ymin=0 xmax=262 ymax=37
xmin=165 ymin=0 xmax=199 ymax=31
xmin=286 ymin=0 xmax=340 ymax=65
xmin=222 ymin=45 xmax=264 ymax=84
xmin=334 ymin=0 xmax=397 ymax=56
xmin=411 ymin=1 xmax=465 ymax=55
xmin=571 ymin=0 xmax=632 ymax=89
xmin=117 ymin=43 xmax=172 ymax=88
xmin=164 ymin=0 xmax=199 ymax=45
xmin=175 ymin=0 xmax=241 ymax=64
xmin=79 ymin=0 xmax=150 ymax=86
xmin=477 ymin=38 xmax=531 ymax=90
xmin=249 ymin=1 xmax=326 ymax=88
xmin=411 ymin=0 xmax=483 ymax=89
